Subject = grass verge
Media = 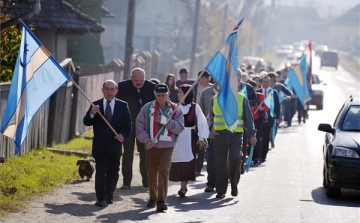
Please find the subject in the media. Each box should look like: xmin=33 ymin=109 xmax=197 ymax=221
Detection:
xmin=339 ymin=53 xmax=360 ymax=77
xmin=52 ymin=137 xmax=92 ymax=153
xmin=0 ymin=147 xmax=81 ymax=215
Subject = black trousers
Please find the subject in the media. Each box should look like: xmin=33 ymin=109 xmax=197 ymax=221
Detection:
xmin=214 ymin=131 xmax=243 ymax=194
xmin=93 ymin=144 xmax=121 ymax=201
xmin=261 ymin=118 xmax=274 ymax=161
xmin=122 ymin=126 xmax=147 ymax=186
xmin=253 ymin=118 xmax=263 ymax=162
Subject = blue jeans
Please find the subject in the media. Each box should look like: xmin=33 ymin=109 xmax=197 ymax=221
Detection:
xmin=206 ymin=138 xmax=216 ymax=187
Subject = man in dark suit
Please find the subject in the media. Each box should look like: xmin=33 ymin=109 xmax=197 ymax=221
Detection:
xmin=116 ymin=67 xmax=156 ymax=189
xmin=83 ymin=80 xmax=132 ymax=207
xmin=257 ymin=75 xmax=280 ymax=162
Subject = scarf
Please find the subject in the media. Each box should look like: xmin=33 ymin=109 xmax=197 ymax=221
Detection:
xmin=147 ymin=100 xmax=175 ymax=142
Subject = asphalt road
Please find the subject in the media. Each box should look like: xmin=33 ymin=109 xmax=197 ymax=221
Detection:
xmin=1 ymin=57 xmax=359 ymax=223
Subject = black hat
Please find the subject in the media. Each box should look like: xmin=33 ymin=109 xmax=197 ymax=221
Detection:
xmin=198 ymin=70 xmax=210 ymax=77
xmin=154 ymin=84 xmax=169 ymax=94
xmin=267 ymin=72 xmax=278 ymax=78
xmin=179 ymin=68 xmax=188 ymax=74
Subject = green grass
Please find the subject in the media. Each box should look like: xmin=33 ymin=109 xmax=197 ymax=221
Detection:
xmin=0 ymin=147 xmax=81 ymax=215
xmin=52 ymin=137 xmax=92 ymax=153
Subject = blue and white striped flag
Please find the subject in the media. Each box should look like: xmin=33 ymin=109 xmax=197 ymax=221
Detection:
xmin=205 ymin=19 xmax=244 ymax=129
xmin=0 ymin=22 xmax=71 ymax=154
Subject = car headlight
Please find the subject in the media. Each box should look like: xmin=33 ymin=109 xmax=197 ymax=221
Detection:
xmin=332 ymin=147 xmax=360 ymax=158
xmin=312 ymin=90 xmax=323 ymax=96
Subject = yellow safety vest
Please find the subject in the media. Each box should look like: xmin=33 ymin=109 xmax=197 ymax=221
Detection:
xmin=213 ymin=93 xmax=244 ymax=132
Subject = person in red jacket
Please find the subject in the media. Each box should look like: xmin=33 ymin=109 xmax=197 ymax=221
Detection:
xmin=247 ymin=79 xmax=269 ymax=165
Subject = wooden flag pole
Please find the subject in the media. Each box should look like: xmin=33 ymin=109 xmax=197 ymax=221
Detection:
xmin=151 ymin=70 xmax=208 ymax=142
xmin=69 ymin=76 xmax=118 ymax=137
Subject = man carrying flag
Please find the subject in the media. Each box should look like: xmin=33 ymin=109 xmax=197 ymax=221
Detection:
xmin=205 ymin=19 xmax=256 ymax=199
xmin=1 ymin=22 xmax=70 ymax=154
xmin=257 ymin=75 xmax=280 ymax=163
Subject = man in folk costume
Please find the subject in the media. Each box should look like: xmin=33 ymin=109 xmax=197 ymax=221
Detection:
xmin=208 ymin=87 xmax=257 ymax=199
xmin=136 ymin=84 xmax=184 ymax=212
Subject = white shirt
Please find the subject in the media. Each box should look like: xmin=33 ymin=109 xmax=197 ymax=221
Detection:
xmin=179 ymin=104 xmax=209 ymax=140
xmin=90 ymin=98 xmax=115 ymax=119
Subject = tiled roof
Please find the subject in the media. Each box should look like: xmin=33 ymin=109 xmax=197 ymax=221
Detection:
xmin=2 ymin=0 xmax=105 ymax=34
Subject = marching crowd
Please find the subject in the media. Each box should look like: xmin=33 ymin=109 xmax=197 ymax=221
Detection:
xmin=84 ymin=64 xmax=308 ymax=212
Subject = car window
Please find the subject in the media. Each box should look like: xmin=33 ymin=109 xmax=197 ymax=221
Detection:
xmin=342 ymin=105 xmax=360 ymax=131
xmin=322 ymin=52 xmax=338 ymax=59
xmin=334 ymin=103 xmax=346 ymax=126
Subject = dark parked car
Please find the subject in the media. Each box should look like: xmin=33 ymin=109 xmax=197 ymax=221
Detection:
xmin=318 ymin=96 xmax=360 ymax=198
xmin=310 ymin=74 xmax=325 ymax=110
xmin=320 ymin=50 xmax=339 ymax=69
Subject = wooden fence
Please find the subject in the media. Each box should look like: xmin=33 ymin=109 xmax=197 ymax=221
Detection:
xmin=0 ymin=51 xmax=159 ymax=160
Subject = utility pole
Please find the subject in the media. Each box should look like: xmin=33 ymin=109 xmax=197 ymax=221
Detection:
xmin=124 ymin=0 xmax=136 ymax=80
xmin=189 ymin=0 xmax=200 ymax=78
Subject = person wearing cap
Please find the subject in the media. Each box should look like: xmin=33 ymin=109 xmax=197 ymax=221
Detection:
xmin=116 ymin=67 xmax=156 ymax=189
xmin=193 ymin=70 xmax=212 ymax=176
xmin=83 ymin=80 xmax=132 ymax=207
xmin=136 ymin=83 xmax=184 ymax=212
xmin=176 ymin=68 xmax=195 ymax=88
xmin=169 ymin=84 xmax=209 ymax=198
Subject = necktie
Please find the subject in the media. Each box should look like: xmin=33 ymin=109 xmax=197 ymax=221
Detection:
xmin=105 ymin=100 xmax=112 ymax=122
xmin=264 ymin=89 xmax=267 ymax=97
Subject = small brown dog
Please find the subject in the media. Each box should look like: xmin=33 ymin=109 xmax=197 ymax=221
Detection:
xmin=76 ymin=157 xmax=96 ymax=181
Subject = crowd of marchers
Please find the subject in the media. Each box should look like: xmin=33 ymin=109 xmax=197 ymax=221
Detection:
xmin=83 ymin=64 xmax=308 ymax=212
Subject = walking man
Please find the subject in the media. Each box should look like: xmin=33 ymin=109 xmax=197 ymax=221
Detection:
xmin=116 ymin=67 xmax=156 ymax=189
xmin=83 ymin=80 xmax=132 ymax=207
xmin=208 ymin=88 xmax=257 ymax=199
xmin=136 ymin=84 xmax=184 ymax=211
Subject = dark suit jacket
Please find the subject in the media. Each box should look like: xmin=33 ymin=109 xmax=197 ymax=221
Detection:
xmin=239 ymin=82 xmax=257 ymax=107
xmin=256 ymin=88 xmax=280 ymax=123
xmin=83 ymin=98 xmax=132 ymax=155
xmin=116 ymin=79 xmax=156 ymax=122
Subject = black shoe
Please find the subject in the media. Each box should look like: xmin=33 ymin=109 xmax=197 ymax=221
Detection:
xmin=106 ymin=198 xmax=114 ymax=204
xmin=95 ymin=200 xmax=108 ymax=207
xmin=240 ymin=166 xmax=245 ymax=175
xmin=147 ymin=199 xmax=156 ymax=208
xmin=178 ymin=189 xmax=187 ymax=198
xmin=260 ymin=159 xmax=266 ymax=163
xmin=253 ymin=159 xmax=259 ymax=165
xmin=156 ymin=201 xmax=168 ymax=212
xmin=231 ymin=188 xmax=238 ymax=196
xmin=195 ymin=172 xmax=204 ymax=177
xmin=143 ymin=181 xmax=149 ymax=188
xmin=204 ymin=186 xmax=215 ymax=192
xmin=216 ymin=193 xmax=225 ymax=199
xmin=120 ymin=184 xmax=131 ymax=190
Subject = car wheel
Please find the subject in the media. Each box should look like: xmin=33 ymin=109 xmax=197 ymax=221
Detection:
xmin=325 ymin=171 xmax=341 ymax=198
xmin=316 ymin=105 xmax=323 ymax=110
